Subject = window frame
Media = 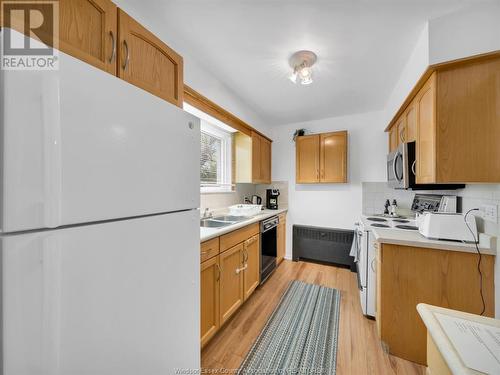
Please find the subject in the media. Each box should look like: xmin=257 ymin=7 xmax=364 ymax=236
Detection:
xmin=200 ymin=120 xmax=233 ymax=194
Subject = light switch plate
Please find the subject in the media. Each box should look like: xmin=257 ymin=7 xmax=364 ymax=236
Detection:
xmin=480 ymin=204 xmax=497 ymax=223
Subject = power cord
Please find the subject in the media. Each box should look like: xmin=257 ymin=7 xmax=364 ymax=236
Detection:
xmin=463 ymin=208 xmax=485 ymax=316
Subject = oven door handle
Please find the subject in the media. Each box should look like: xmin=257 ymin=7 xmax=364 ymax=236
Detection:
xmin=356 ymin=262 xmax=363 ymax=291
xmin=262 ymin=223 xmax=278 ymax=232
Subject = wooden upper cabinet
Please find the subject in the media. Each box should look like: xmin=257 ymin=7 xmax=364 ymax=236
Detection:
xmin=416 ymin=73 xmax=437 ymax=184
xmin=251 ymin=132 xmax=262 ymax=182
xmin=59 ymin=0 xmax=117 ymax=74
xmin=320 ymin=131 xmax=348 ymax=183
xmin=260 ymin=137 xmax=272 ymax=184
xmin=296 ymin=132 xmax=348 ymax=184
xmin=296 ymin=134 xmax=320 ymax=183
xmin=200 ymin=256 xmax=220 ymax=348
xmin=435 ymin=56 xmax=500 ymax=183
xmin=388 ymin=126 xmax=398 ymax=152
xmin=405 ymin=100 xmax=417 ymax=143
xmin=243 ymin=234 xmax=260 ymax=300
xmin=2 ymin=0 xmax=118 ymax=74
xmin=117 ymin=9 xmax=183 ymax=107
xmin=235 ymin=132 xmax=272 ymax=184
xmin=387 ymin=54 xmax=500 ymax=184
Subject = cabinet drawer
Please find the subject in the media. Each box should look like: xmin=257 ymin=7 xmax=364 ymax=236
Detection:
xmin=201 ymin=238 xmax=219 ymax=263
xmin=220 ymin=223 xmax=260 ymax=252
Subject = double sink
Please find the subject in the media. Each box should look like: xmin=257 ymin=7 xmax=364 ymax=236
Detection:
xmin=200 ymin=215 xmax=249 ymax=228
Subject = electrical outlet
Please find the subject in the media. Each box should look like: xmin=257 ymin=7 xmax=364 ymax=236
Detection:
xmin=480 ymin=204 xmax=498 ymax=223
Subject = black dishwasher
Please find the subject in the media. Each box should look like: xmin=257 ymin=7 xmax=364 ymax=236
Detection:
xmin=260 ymin=216 xmax=279 ymax=284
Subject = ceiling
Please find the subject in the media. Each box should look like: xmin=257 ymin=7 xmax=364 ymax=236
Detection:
xmin=117 ymin=0 xmax=493 ymax=125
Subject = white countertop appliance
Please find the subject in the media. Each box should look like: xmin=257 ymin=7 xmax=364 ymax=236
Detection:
xmin=417 ymin=212 xmax=478 ymax=242
xmin=0 ymin=29 xmax=200 ymax=374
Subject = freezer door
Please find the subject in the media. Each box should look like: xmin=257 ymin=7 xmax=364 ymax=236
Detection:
xmin=1 ymin=33 xmax=200 ymax=232
xmin=1 ymin=210 xmax=199 ymax=375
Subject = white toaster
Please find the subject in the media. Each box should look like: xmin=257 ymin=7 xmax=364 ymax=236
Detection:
xmin=417 ymin=212 xmax=478 ymax=242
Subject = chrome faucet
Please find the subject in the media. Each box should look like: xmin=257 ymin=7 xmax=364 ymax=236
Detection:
xmin=202 ymin=208 xmax=213 ymax=219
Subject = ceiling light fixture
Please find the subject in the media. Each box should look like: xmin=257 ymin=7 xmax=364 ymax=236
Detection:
xmin=289 ymin=50 xmax=317 ymax=85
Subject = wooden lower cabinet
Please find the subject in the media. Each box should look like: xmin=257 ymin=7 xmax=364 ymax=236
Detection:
xmin=200 ymin=256 xmax=220 ymax=348
xmin=243 ymin=234 xmax=260 ymax=300
xmin=376 ymin=243 xmax=495 ymax=365
xmin=219 ymin=243 xmax=244 ymax=325
xmin=277 ymin=214 xmax=286 ymax=264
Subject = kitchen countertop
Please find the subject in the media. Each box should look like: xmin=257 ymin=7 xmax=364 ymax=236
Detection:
xmin=371 ymin=226 xmax=497 ymax=256
xmin=417 ymin=303 xmax=500 ymax=375
xmin=200 ymin=208 xmax=288 ymax=242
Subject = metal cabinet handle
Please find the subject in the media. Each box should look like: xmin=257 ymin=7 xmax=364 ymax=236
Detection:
xmin=399 ymin=128 xmax=405 ymax=143
xmin=201 ymin=250 xmax=208 ymax=255
xmin=108 ymin=30 xmax=116 ymax=63
xmin=371 ymin=259 xmax=376 ymax=272
xmin=235 ymin=264 xmax=248 ymax=274
xmin=243 ymin=248 xmax=248 ymax=263
xmin=122 ymin=40 xmax=130 ymax=71
xmin=216 ymin=263 xmax=221 ymax=281
xmin=411 ymin=160 xmax=416 ymax=176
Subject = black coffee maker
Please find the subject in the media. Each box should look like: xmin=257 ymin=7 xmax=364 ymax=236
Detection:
xmin=266 ymin=189 xmax=280 ymax=210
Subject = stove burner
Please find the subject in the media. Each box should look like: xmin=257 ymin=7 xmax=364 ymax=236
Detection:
xmin=371 ymin=223 xmax=390 ymax=228
xmin=392 ymin=219 xmax=410 ymax=223
xmin=395 ymin=225 xmax=419 ymax=230
xmin=367 ymin=217 xmax=387 ymax=222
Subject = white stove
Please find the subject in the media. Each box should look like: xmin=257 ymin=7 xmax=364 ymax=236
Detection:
xmin=353 ymin=194 xmax=459 ymax=318
xmin=354 ymin=215 xmax=419 ymax=317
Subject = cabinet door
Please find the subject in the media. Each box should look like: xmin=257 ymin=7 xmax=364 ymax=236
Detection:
xmin=416 ymin=73 xmax=437 ymax=184
xmin=405 ymin=101 xmax=417 ymax=142
xmin=3 ymin=0 xmax=118 ymax=74
xmin=219 ymin=244 xmax=244 ymax=325
xmin=396 ymin=117 xmax=406 ymax=146
xmin=243 ymin=234 xmax=260 ymax=300
xmin=260 ymin=137 xmax=272 ymax=184
xmin=117 ymin=9 xmax=183 ymax=107
xmin=320 ymin=131 xmax=348 ymax=183
xmin=389 ymin=127 xmax=398 ymax=152
xmin=200 ymin=256 xmax=220 ymax=347
xmin=277 ymin=215 xmax=286 ymax=264
xmin=251 ymin=132 xmax=262 ymax=183
xmin=296 ymin=135 xmax=320 ymax=183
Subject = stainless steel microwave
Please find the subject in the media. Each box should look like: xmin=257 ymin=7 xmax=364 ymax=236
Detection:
xmin=387 ymin=142 xmax=464 ymax=190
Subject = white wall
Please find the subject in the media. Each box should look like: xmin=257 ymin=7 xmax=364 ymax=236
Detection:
xmin=271 ymin=111 xmax=386 ymax=259
xmin=383 ymin=24 xmax=429 ymax=126
xmin=428 ymin=2 xmax=500 ymax=65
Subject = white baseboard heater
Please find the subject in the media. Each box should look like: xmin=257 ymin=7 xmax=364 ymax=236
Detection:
xmin=292 ymin=225 xmax=356 ymax=271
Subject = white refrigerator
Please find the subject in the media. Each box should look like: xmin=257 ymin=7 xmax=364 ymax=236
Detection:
xmin=1 ymin=30 xmax=200 ymax=375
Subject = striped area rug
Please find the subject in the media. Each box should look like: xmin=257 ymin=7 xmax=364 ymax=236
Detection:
xmin=238 ymin=280 xmax=341 ymax=375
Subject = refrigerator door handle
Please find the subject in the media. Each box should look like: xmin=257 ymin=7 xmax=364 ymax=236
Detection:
xmin=42 ymin=75 xmax=62 ymax=228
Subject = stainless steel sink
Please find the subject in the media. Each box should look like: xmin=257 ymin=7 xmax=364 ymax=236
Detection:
xmin=200 ymin=219 xmax=232 ymax=228
xmin=212 ymin=215 xmax=247 ymax=222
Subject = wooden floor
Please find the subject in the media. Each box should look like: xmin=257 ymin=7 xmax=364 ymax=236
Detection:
xmin=202 ymin=260 xmax=425 ymax=375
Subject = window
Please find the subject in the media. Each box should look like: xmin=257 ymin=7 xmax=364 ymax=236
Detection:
xmin=184 ymin=103 xmax=235 ymax=193
xmin=200 ymin=120 xmax=233 ymax=193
